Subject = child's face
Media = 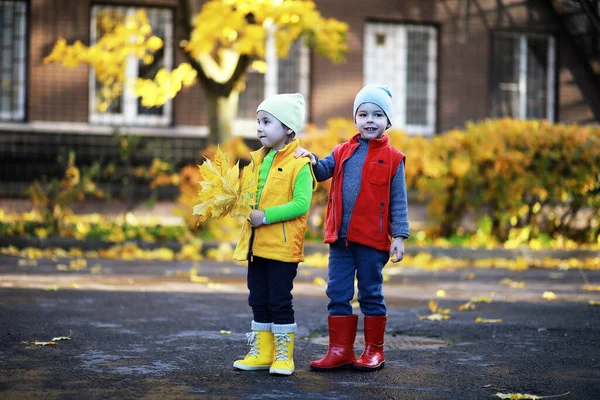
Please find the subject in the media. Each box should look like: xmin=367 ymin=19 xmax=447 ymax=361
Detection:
xmin=355 ymin=103 xmax=391 ymax=139
xmin=256 ymin=110 xmax=292 ymax=151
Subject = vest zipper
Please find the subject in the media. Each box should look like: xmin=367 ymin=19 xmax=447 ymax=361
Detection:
xmin=281 ymin=222 xmax=287 ymax=242
xmin=248 ymin=150 xmax=276 ymax=261
xmin=247 ymin=227 xmax=256 ymax=262
xmin=247 ymin=151 xmax=261 ymax=262
xmin=334 ymin=143 xmax=361 ymax=238
xmin=380 ymin=202 xmax=384 ymax=232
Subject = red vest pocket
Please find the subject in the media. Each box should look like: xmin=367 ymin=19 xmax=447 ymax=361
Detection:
xmin=367 ymin=162 xmax=390 ymax=185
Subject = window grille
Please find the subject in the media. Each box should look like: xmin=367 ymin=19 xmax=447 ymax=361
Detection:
xmin=491 ymin=32 xmax=556 ymax=121
xmin=0 ymin=0 xmax=27 ymax=122
xmin=89 ymin=5 xmax=173 ymax=126
xmin=364 ymin=23 xmax=438 ymax=135
xmin=237 ymin=39 xmax=310 ymax=135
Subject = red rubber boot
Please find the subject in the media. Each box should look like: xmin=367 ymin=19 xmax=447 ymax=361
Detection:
xmin=353 ymin=315 xmax=386 ymax=371
xmin=309 ymin=315 xmax=358 ymax=371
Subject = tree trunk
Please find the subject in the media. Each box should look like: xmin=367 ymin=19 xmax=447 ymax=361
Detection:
xmin=205 ymin=91 xmax=240 ymax=146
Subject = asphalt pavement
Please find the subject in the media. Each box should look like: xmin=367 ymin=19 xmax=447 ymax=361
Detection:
xmin=1 ymin=256 xmax=600 ymax=399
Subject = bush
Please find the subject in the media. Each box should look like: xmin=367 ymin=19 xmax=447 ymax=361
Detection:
xmin=300 ymin=118 xmax=600 ymax=245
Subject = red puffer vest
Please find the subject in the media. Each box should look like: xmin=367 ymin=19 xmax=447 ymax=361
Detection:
xmin=323 ymin=134 xmax=405 ymax=252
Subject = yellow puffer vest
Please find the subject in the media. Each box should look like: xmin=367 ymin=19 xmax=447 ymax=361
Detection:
xmin=233 ymin=139 xmax=316 ymax=263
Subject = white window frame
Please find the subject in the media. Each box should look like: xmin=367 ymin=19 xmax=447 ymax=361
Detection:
xmin=234 ymin=33 xmax=311 ymax=137
xmin=493 ymin=32 xmax=556 ymax=122
xmin=0 ymin=1 xmax=27 ymax=121
xmin=364 ymin=23 xmax=438 ymax=136
xmin=89 ymin=5 xmax=174 ymax=126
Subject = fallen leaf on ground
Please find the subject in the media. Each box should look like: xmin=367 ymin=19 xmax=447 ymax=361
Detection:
xmin=69 ymin=258 xmax=87 ymax=271
xmin=436 ymin=289 xmax=447 ymax=298
xmin=51 ymin=335 xmax=72 ymax=341
xmin=493 ymin=391 xmax=569 ymax=399
xmin=471 ymin=296 xmax=492 ymax=303
xmin=501 ymin=278 xmax=526 ymax=288
xmin=418 ymin=300 xmax=452 ymax=320
xmin=582 ymin=284 xmax=600 ymax=292
xmin=542 ymin=291 xmax=557 ymax=301
xmin=90 ymin=264 xmax=103 ymax=274
xmin=219 ymin=330 xmax=231 ymax=334
xmin=589 ymin=300 xmax=600 ymax=306
xmin=475 ymin=317 xmax=503 ymax=323
xmin=459 ymin=301 xmax=476 ymax=311
xmin=429 ymin=299 xmax=451 ymax=314
xmin=21 ymin=341 xmax=56 ymax=346
xmin=461 ymin=272 xmax=476 ymax=280
xmin=189 ymin=267 xmax=210 ymax=283
xmin=312 ymin=277 xmax=327 ymax=287
xmin=419 ymin=313 xmax=450 ymax=321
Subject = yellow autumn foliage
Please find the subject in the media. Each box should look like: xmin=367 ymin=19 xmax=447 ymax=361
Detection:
xmin=299 ymin=118 xmax=600 ymax=246
xmin=45 ymin=2 xmax=348 ymax=112
xmin=44 ymin=10 xmax=165 ymax=112
xmin=185 ymin=0 xmax=348 ymax=62
xmin=192 ymin=147 xmax=257 ymax=222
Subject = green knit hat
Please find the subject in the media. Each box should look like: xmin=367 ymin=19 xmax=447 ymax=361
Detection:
xmin=256 ymin=93 xmax=306 ymax=134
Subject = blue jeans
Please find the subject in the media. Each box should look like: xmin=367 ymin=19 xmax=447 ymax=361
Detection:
xmin=326 ymin=239 xmax=389 ymax=316
xmin=247 ymin=256 xmax=298 ymax=324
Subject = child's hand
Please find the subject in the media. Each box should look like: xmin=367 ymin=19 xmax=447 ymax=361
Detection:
xmin=249 ymin=210 xmax=266 ymax=228
xmin=389 ymin=237 xmax=405 ymax=262
xmin=294 ymin=147 xmax=316 ymax=165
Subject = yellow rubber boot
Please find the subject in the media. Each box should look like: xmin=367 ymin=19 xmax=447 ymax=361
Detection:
xmin=233 ymin=321 xmax=274 ymax=371
xmin=270 ymin=323 xmax=296 ymax=376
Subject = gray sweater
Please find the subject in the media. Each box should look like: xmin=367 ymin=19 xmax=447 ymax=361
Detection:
xmin=314 ymin=137 xmax=410 ymax=239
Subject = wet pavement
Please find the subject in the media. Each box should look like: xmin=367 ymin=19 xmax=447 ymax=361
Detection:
xmin=1 ymin=256 xmax=600 ymax=399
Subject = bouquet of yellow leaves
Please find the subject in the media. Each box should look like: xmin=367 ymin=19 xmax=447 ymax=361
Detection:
xmin=192 ymin=147 xmax=256 ymax=222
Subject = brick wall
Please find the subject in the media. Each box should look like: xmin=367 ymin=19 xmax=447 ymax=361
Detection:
xmin=28 ymin=0 xmax=205 ymax=126
xmin=23 ymin=0 xmax=600 ymax=131
xmin=312 ymin=0 xmax=598 ymax=131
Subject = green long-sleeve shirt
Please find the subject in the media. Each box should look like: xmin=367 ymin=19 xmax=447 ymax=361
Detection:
xmin=256 ymin=149 xmax=313 ymax=224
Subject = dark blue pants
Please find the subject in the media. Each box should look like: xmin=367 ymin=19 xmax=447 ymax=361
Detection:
xmin=247 ymin=256 xmax=298 ymax=324
xmin=326 ymin=239 xmax=389 ymax=316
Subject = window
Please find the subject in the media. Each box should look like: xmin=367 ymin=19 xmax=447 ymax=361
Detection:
xmin=237 ymin=37 xmax=310 ymax=134
xmin=364 ymin=23 xmax=438 ymax=135
xmin=89 ymin=5 xmax=173 ymax=126
xmin=0 ymin=0 xmax=27 ymax=121
xmin=491 ymin=32 xmax=556 ymax=121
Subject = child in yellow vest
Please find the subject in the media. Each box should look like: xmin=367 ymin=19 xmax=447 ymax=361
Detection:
xmin=232 ymin=93 xmax=316 ymax=376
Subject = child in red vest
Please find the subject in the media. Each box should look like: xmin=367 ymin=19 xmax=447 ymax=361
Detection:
xmin=295 ymin=84 xmax=409 ymax=371
xmin=232 ymin=93 xmax=316 ymax=376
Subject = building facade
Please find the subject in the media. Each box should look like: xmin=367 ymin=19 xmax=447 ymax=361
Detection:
xmin=1 ymin=0 xmax=599 ymax=196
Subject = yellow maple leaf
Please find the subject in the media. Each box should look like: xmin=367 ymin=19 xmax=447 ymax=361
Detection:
xmin=542 ymin=291 xmax=557 ymax=301
xmin=312 ymin=277 xmax=327 ymax=287
xmin=494 ymin=391 xmax=569 ymax=399
xmin=471 ymin=296 xmax=493 ymax=303
xmin=419 ymin=313 xmax=450 ymax=321
xmin=192 ymin=147 xmax=256 ymax=222
xmin=582 ymin=284 xmax=600 ymax=292
xmin=501 ymin=278 xmax=526 ymax=288
xmin=475 ymin=317 xmax=503 ymax=323
xmin=459 ymin=301 xmax=476 ymax=311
